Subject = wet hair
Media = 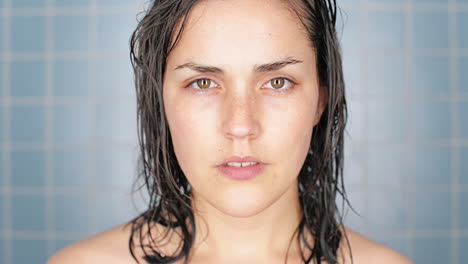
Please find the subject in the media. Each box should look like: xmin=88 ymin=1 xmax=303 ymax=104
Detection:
xmin=128 ymin=0 xmax=353 ymax=263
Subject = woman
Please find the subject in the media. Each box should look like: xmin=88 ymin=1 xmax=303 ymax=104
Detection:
xmin=49 ymin=0 xmax=413 ymax=263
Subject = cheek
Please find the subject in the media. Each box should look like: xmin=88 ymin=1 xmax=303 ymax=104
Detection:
xmin=263 ymin=94 xmax=316 ymax=174
xmin=165 ymin=95 xmax=217 ymax=177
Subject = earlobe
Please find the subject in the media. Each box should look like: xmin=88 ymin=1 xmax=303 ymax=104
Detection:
xmin=313 ymin=86 xmax=328 ymax=126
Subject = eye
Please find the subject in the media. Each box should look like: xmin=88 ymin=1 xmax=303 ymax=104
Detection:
xmin=186 ymin=78 xmax=219 ymax=90
xmin=264 ymin=77 xmax=296 ymax=90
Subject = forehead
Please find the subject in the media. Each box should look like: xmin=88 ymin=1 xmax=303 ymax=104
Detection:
xmin=166 ymin=0 xmax=314 ymax=70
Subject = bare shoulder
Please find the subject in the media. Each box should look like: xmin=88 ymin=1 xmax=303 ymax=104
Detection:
xmin=47 ymin=222 xmax=138 ymax=264
xmin=338 ymin=226 xmax=414 ymax=264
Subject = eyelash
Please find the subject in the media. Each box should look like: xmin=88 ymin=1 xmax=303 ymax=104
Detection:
xmin=185 ymin=77 xmax=297 ymax=92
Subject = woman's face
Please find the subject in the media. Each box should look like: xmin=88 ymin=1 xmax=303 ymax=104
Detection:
xmin=163 ymin=0 xmax=326 ymax=217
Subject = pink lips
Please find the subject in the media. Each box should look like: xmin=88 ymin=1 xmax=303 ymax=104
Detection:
xmin=217 ymin=156 xmax=265 ymax=180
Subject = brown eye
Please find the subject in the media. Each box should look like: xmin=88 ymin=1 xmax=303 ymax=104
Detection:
xmin=270 ymin=78 xmax=285 ymax=89
xmin=264 ymin=77 xmax=295 ymax=91
xmin=196 ymin=79 xmax=211 ymax=89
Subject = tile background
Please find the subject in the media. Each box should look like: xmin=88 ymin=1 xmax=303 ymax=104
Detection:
xmin=0 ymin=0 xmax=466 ymax=263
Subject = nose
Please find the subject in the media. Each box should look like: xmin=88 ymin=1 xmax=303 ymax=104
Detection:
xmin=222 ymin=91 xmax=261 ymax=141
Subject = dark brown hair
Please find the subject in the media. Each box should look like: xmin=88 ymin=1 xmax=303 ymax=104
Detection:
xmin=128 ymin=0 xmax=353 ymax=263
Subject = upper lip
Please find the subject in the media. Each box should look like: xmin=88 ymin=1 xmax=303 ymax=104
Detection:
xmin=219 ymin=156 xmax=261 ymax=166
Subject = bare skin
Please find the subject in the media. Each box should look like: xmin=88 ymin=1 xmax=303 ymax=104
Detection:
xmin=49 ymin=0 xmax=414 ymax=263
xmin=47 ymin=222 xmax=413 ymax=264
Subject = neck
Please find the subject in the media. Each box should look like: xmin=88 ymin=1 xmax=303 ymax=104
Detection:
xmin=189 ymin=181 xmax=306 ymax=262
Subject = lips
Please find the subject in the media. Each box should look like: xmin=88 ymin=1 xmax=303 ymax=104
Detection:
xmin=219 ymin=156 xmax=261 ymax=166
xmin=217 ymin=155 xmax=265 ymax=180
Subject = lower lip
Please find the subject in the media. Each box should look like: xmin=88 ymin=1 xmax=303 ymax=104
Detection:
xmin=217 ymin=163 xmax=265 ymax=180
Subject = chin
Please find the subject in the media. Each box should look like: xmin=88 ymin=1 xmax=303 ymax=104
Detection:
xmin=212 ymin=186 xmax=276 ymax=218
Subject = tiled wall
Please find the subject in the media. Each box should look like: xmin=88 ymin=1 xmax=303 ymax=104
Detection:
xmin=0 ymin=0 xmax=466 ymax=263
xmin=0 ymin=0 xmax=141 ymax=263
xmin=340 ymin=0 xmax=467 ymax=263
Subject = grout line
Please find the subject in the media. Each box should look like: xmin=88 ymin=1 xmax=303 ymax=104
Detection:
xmin=361 ymin=0 xmax=370 ymax=237
xmin=0 ymin=6 xmax=139 ymax=16
xmin=0 ymin=2 xmax=467 ymax=15
xmin=340 ymin=2 xmax=468 ymax=12
xmin=2 ymin=0 xmax=12 ymax=263
xmin=404 ymin=0 xmax=415 ymax=258
xmin=45 ymin=0 xmax=56 ymax=258
xmin=1 ymin=93 xmax=467 ymax=105
xmin=89 ymin=0 xmax=98 ymax=235
xmin=448 ymin=0 xmax=460 ymax=263
xmin=0 ymin=228 xmax=467 ymax=240
xmin=1 ymin=183 xmax=467 ymax=194
xmin=3 ymin=48 xmax=468 ymax=60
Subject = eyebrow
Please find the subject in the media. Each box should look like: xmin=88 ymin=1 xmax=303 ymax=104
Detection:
xmin=174 ymin=57 xmax=303 ymax=74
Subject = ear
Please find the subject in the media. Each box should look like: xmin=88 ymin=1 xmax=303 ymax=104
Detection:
xmin=313 ymin=85 xmax=328 ymax=126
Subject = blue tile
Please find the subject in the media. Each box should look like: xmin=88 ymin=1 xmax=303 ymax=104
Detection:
xmin=346 ymin=101 xmax=364 ymax=142
xmin=54 ymin=15 xmax=89 ymax=52
xmin=11 ymin=16 xmax=45 ymax=52
xmin=368 ymin=144 xmax=413 ymax=185
xmin=369 ymin=236 xmax=410 ymax=258
xmin=0 ymin=240 xmax=3 ymax=263
xmin=11 ymin=60 xmax=45 ymax=97
xmin=54 ymin=150 xmax=88 ymax=187
xmin=11 ymin=150 xmax=45 ymax=187
xmin=98 ymin=0 xmax=134 ymax=6
xmin=458 ymin=12 xmax=468 ymax=48
xmin=413 ymin=12 xmax=449 ymax=49
xmin=339 ymin=10 xmax=362 ymax=52
xmin=413 ymin=0 xmax=448 ymax=2
xmin=367 ymin=55 xmax=405 ymax=95
xmin=0 ymin=63 xmax=3 ymax=97
xmin=53 ymin=59 xmax=88 ymax=96
xmin=12 ymin=194 xmax=46 ymax=231
xmin=460 ymin=102 xmax=468 ymax=138
xmin=368 ymin=101 xmax=410 ymax=141
xmin=12 ymin=0 xmax=46 ymax=8
xmin=11 ymin=105 xmax=45 ymax=143
xmin=460 ymin=237 xmax=468 ymax=263
xmin=461 ymin=192 xmax=468 ymax=229
xmin=411 ymin=146 xmax=450 ymax=185
xmin=0 ymin=107 xmax=3 ymax=141
xmin=12 ymin=240 xmax=48 ymax=264
xmin=343 ymin=143 xmax=364 ymax=185
xmin=461 ymin=148 xmax=468 ymax=184
xmin=97 ymin=14 xmax=136 ymax=51
xmin=55 ymin=239 xmax=76 ymax=251
xmin=94 ymin=193 xmax=134 ymax=230
xmin=96 ymin=148 xmax=134 ymax=187
xmin=367 ymin=190 xmax=407 ymax=230
xmin=54 ymin=194 xmax=90 ymax=232
xmin=53 ymin=104 xmax=91 ymax=143
xmin=411 ymin=237 xmax=450 ymax=264
xmin=413 ymin=191 xmax=450 ymax=230
xmin=342 ymin=54 xmax=363 ymax=97
xmin=340 ymin=190 xmax=367 ymax=231
xmin=0 ymin=195 xmax=3 ymax=230
xmin=96 ymin=57 xmax=134 ymax=97
xmin=339 ymin=0 xmax=362 ymax=5
xmin=368 ymin=0 xmax=404 ymax=2
xmin=414 ymin=102 xmax=451 ymax=140
xmin=0 ymin=18 xmax=3 ymax=51
xmin=0 ymin=152 xmax=3 ymax=184
xmin=413 ymin=56 xmax=450 ymax=95
xmin=367 ymin=11 xmax=405 ymax=49
xmin=460 ymin=57 xmax=468 ymax=94
xmin=53 ymin=0 xmax=89 ymax=7
xmin=0 ymin=150 xmax=6 ymax=188
xmin=96 ymin=103 xmax=136 ymax=143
